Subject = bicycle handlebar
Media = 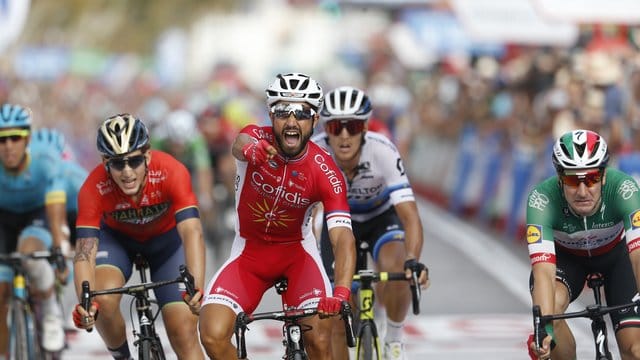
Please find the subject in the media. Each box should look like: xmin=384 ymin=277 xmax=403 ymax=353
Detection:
xmin=179 ymin=264 xmax=197 ymax=298
xmin=234 ymin=301 xmax=355 ymax=358
xmin=532 ymin=300 xmax=640 ymax=348
xmin=0 ymin=249 xmax=67 ymax=272
xmin=80 ymin=264 xmax=197 ymax=333
xmin=353 ymin=270 xmax=421 ymax=315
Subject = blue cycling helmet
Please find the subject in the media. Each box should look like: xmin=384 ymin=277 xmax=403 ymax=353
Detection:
xmin=32 ymin=128 xmax=66 ymax=154
xmin=0 ymin=104 xmax=31 ymax=129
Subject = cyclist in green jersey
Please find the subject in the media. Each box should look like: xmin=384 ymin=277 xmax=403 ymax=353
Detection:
xmin=527 ymin=129 xmax=640 ymax=360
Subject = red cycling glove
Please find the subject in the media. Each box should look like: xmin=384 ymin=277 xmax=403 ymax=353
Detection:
xmin=73 ymin=302 xmax=99 ymax=329
xmin=181 ymin=288 xmax=203 ymax=304
xmin=242 ymin=139 xmax=272 ymax=166
xmin=318 ymin=286 xmax=351 ymax=316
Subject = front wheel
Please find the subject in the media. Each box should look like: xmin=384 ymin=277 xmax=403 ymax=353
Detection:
xmin=356 ymin=322 xmax=381 ymax=360
xmin=9 ymin=300 xmax=40 ymax=360
xmin=138 ymin=338 xmax=166 ymax=360
xmin=287 ymin=351 xmax=307 ymax=360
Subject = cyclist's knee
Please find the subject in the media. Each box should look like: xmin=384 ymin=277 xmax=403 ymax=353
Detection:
xmin=617 ymin=328 xmax=640 ymax=360
xmin=95 ymin=294 xmax=121 ymax=316
xmin=198 ymin=305 xmax=235 ymax=350
xmin=553 ymin=282 xmax=570 ymax=312
xmin=620 ymin=344 xmax=640 ymax=360
xmin=164 ymin=307 xmax=198 ymax=342
xmin=17 ymin=226 xmax=51 ymax=252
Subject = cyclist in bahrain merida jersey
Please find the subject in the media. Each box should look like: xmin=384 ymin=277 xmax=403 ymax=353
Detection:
xmin=527 ymin=129 xmax=640 ymax=360
xmin=198 ymin=73 xmax=357 ymax=360
xmin=72 ymin=114 xmax=205 ymax=360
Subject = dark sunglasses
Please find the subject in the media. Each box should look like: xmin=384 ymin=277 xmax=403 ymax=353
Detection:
xmin=560 ymin=170 xmax=603 ymax=188
xmin=270 ymin=103 xmax=316 ymax=120
xmin=325 ymin=119 xmax=365 ymax=136
xmin=0 ymin=135 xmax=27 ymax=144
xmin=108 ymin=155 xmax=146 ymax=171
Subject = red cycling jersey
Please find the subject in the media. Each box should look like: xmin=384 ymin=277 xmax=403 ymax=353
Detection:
xmin=76 ymin=150 xmax=199 ymax=242
xmin=202 ymin=124 xmax=352 ymax=313
xmin=236 ymin=124 xmax=351 ymax=243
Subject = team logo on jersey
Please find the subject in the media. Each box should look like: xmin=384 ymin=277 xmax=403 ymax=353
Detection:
xmin=109 ymin=202 xmax=170 ymax=224
xmin=248 ymin=199 xmax=295 ymax=227
xmin=96 ymin=180 xmax=113 ymax=195
xmin=631 ymin=210 xmax=640 ymax=229
xmin=619 ymin=179 xmax=639 ymax=200
xmin=526 ymin=225 xmax=542 ymax=244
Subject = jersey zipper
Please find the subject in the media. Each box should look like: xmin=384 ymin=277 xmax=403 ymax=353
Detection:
xmin=582 ymin=216 xmax=591 ymax=257
xmin=264 ymin=159 xmax=288 ymax=236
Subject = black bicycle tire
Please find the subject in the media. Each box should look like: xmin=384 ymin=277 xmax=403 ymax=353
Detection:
xmin=138 ymin=337 xmax=166 ymax=360
xmin=357 ymin=323 xmax=378 ymax=360
xmin=10 ymin=300 xmax=30 ymax=360
xmin=150 ymin=337 xmax=166 ymax=360
xmin=139 ymin=338 xmax=153 ymax=360
xmin=284 ymin=351 xmax=303 ymax=360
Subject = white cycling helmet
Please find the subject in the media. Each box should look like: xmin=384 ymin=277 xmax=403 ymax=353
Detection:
xmin=265 ymin=73 xmax=324 ymax=109
xmin=320 ymin=86 xmax=372 ymax=123
xmin=163 ymin=110 xmax=198 ymax=145
xmin=552 ymin=129 xmax=609 ymax=172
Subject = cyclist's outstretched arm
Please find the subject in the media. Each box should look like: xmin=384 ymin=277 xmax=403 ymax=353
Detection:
xmin=176 ymin=218 xmax=205 ymax=299
xmin=530 ymin=262 xmax=556 ymax=358
xmin=72 ymin=235 xmax=99 ymax=330
xmin=628 ymin=249 xmax=640 ymax=295
xmin=73 ymin=236 xmax=98 ymax=297
xmin=395 ymin=200 xmax=428 ymax=287
xmin=328 ymin=226 xmax=356 ymax=291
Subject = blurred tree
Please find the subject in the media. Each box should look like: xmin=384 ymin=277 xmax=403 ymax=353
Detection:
xmin=21 ymin=0 xmax=240 ymax=53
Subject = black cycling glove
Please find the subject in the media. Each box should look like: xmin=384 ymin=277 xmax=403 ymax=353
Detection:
xmin=404 ymin=259 xmax=427 ymax=276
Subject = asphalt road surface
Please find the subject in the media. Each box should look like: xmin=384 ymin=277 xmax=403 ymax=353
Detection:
xmin=61 ymin=199 xmax=619 ymax=359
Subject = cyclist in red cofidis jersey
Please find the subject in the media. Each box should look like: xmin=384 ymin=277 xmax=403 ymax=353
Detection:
xmin=72 ymin=114 xmax=205 ymax=360
xmin=527 ymin=129 xmax=640 ymax=360
xmin=198 ymin=73 xmax=356 ymax=360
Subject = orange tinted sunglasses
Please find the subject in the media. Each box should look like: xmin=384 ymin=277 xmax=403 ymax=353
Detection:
xmin=560 ymin=170 xmax=603 ymax=187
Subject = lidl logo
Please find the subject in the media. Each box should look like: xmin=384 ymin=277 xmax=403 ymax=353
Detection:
xmin=631 ymin=210 xmax=640 ymax=229
xmin=526 ymin=225 xmax=542 ymax=244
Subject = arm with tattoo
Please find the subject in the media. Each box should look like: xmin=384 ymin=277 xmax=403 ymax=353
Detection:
xmin=73 ymin=237 xmax=98 ymax=300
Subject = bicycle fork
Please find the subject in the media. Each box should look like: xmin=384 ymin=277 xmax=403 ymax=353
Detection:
xmin=355 ymin=286 xmax=382 ymax=360
xmin=588 ymin=274 xmax=612 ymax=360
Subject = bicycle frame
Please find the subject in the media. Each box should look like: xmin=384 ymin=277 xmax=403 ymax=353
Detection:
xmin=532 ymin=273 xmax=640 ymax=360
xmin=1 ymin=249 xmax=66 ymax=360
xmin=234 ymin=278 xmax=355 ymax=359
xmin=81 ymin=255 xmax=196 ymax=360
xmin=352 ymin=270 xmax=420 ymax=360
xmin=348 ymin=239 xmax=421 ymax=360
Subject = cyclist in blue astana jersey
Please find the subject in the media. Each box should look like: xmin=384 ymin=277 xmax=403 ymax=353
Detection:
xmin=30 ymin=127 xmax=88 ymax=246
xmin=527 ymin=129 xmax=640 ymax=360
xmin=0 ymin=104 xmax=70 ymax=354
xmin=311 ymin=86 xmax=429 ymax=360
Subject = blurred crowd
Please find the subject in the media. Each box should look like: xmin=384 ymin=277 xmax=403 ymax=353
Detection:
xmin=2 ymin=19 xmax=640 ymax=248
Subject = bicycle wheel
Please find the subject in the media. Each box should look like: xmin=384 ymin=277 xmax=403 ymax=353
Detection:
xmin=9 ymin=300 xmax=39 ymax=360
xmin=286 ymin=351 xmax=307 ymax=360
xmin=138 ymin=338 xmax=166 ymax=360
xmin=356 ymin=322 xmax=380 ymax=360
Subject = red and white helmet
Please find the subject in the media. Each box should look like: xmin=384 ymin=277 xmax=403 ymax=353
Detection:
xmin=552 ymin=129 xmax=609 ymax=172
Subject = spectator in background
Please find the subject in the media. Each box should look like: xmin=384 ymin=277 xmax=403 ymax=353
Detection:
xmin=151 ymin=109 xmax=217 ymax=243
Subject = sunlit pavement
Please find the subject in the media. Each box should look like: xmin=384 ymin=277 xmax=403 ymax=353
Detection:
xmin=62 ymin=314 xmax=535 ymax=359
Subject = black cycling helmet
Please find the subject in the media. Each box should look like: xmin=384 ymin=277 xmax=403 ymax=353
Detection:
xmin=97 ymin=113 xmax=149 ymax=157
xmin=320 ymin=86 xmax=372 ymax=123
